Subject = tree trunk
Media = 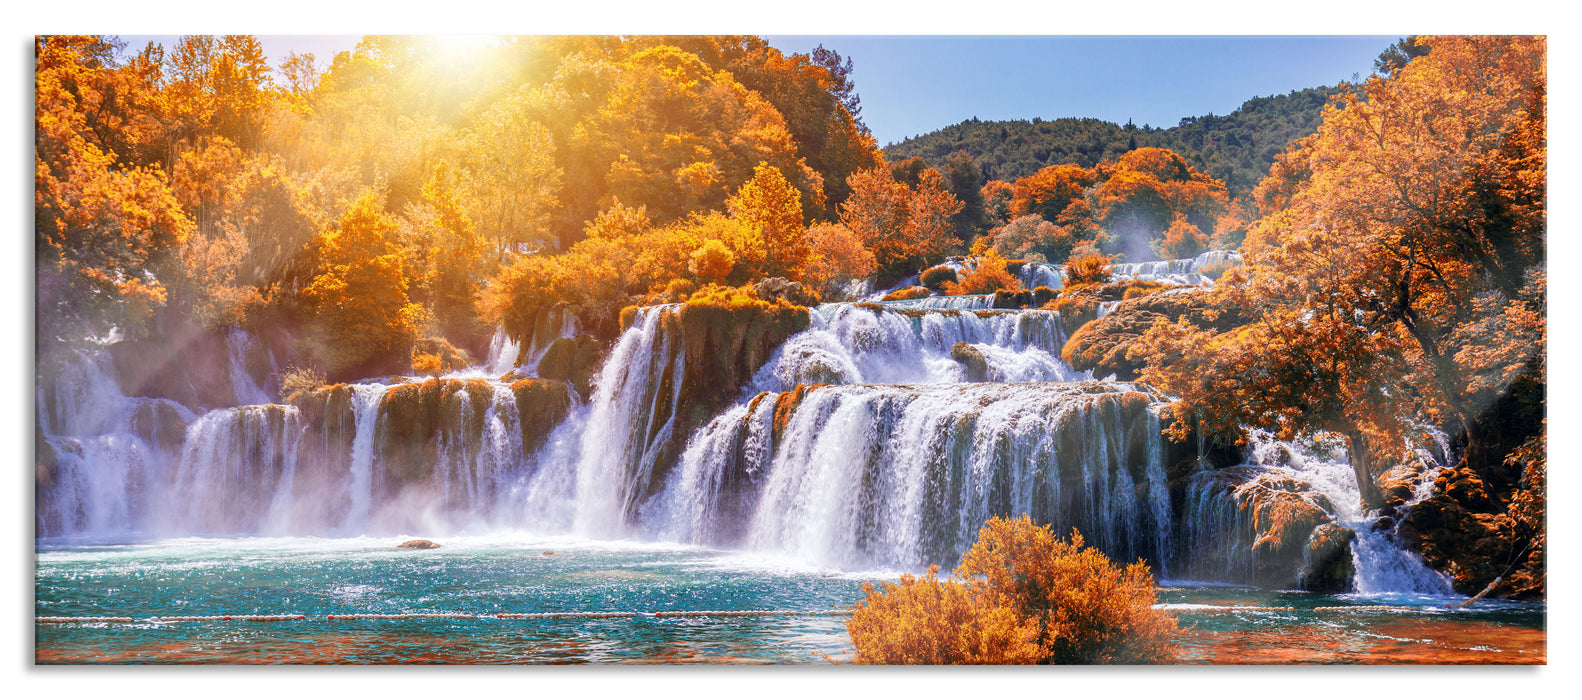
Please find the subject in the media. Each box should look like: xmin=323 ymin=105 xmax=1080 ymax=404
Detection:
xmin=1344 ymin=430 xmax=1385 ymax=512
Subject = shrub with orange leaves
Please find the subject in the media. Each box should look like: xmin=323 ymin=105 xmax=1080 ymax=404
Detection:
xmin=881 ymin=286 xmax=930 ymax=302
xmin=1153 ymin=214 xmax=1210 ymax=260
xmin=846 ymin=566 xmax=1045 ymax=665
xmin=1064 ymin=252 xmax=1113 ymax=285
xmin=942 ymin=250 xmax=1021 ymax=295
xmin=847 ymin=515 xmax=1178 ymax=664
xmin=919 ymin=265 xmax=958 ymax=292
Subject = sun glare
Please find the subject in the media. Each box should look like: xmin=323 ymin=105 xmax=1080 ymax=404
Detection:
xmin=427 ymin=34 xmax=499 ymax=65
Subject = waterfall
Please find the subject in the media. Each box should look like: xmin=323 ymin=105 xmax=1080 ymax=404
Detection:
xmin=35 ymin=286 xmax=1463 ymax=597
xmin=344 ymin=383 xmax=392 ymax=531
xmin=1175 ymin=430 xmax=1452 ymax=593
xmin=512 ymin=306 xmax=683 ymax=537
xmin=169 ymin=405 xmax=302 ymax=534
xmin=484 ymin=328 xmax=522 ymax=376
xmin=225 ymin=328 xmax=274 ymax=405
xmin=754 ymin=305 xmax=1083 ymax=392
xmin=1016 ymin=250 xmax=1242 ymax=290
xmin=647 ymin=383 xmax=1172 ymax=571
xmin=36 ymin=349 xmax=194 ymax=538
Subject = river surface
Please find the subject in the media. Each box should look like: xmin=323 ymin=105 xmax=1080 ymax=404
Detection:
xmin=34 ymin=535 xmax=1544 ymax=664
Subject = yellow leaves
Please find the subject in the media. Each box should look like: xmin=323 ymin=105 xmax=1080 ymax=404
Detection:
xmin=687 ymin=239 xmax=734 ymax=284
xmin=942 ymin=250 xmax=1020 ymax=295
xmin=849 ymin=516 xmax=1178 ymax=664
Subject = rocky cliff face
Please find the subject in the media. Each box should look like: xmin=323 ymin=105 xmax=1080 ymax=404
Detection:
xmin=1398 ymin=433 xmax=1545 ymax=600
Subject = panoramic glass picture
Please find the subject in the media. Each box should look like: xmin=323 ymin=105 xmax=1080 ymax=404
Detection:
xmin=33 ymin=34 xmax=1545 ymax=664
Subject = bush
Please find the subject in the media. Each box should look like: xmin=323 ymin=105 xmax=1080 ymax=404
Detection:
xmin=1065 ymin=252 xmax=1114 ymax=285
xmin=847 ymin=515 xmax=1177 ymax=664
xmin=942 ymin=250 xmax=1022 ymax=295
xmin=279 ymin=366 xmax=326 ymax=404
xmin=881 ymin=286 xmax=930 ymax=302
xmin=919 ymin=265 xmax=959 ymax=292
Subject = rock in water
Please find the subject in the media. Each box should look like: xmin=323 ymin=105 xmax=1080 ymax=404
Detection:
xmin=398 ymin=539 xmax=441 ymax=550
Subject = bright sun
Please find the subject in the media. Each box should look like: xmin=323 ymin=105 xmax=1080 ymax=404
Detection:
xmin=427 ymin=34 xmax=497 ymax=64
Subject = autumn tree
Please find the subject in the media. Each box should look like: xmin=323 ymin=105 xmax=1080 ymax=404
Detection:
xmin=688 ymin=238 xmax=735 ymax=284
xmin=1010 ymin=163 xmax=1093 ymax=223
xmin=942 ymin=249 xmax=1020 ymax=295
xmin=1092 ymin=147 xmax=1228 ymax=261
xmin=298 ymin=191 xmax=429 ymax=377
xmin=465 ymin=85 xmax=563 ymax=260
xmin=985 ymin=214 xmax=1084 ymax=264
xmin=35 ymin=35 xmax=192 ymax=346
xmin=800 ymin=222 xmax=877 ymax=300
xmin=980 ymin=179 xmax=1015 ymax=230
xmin=841 ymin=162 xmax=963 ymax=283
xmin=726 ymin=163 xmax=809 ymax=280
xmin=1137 ymin=36 xmax=1546 ymax=506
xmin=848 ymin=516 xmax=1177 ymax=664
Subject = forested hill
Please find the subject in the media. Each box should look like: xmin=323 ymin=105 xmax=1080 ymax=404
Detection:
xmin=883 ymin=85 xmax=1350 ymax=198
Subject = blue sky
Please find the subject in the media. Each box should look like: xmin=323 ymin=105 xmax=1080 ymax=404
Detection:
xmin=764 ymin=36 xmax=1398 ymax=146
xmin=113 ymin=34 xmax=1398 ymax=148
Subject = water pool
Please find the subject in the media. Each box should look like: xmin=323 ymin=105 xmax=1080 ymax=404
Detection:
xmin=35 ymin=535 xmax=1544 ymax=664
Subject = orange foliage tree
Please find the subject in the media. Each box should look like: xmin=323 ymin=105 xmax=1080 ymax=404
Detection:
xmin=1064 ymin=252 xmax=1113 ymax=286
xmin=840 ymin=162 xmax=962 ymax=283
xmin=1136 ymin=36 xmax=1546 ymax=504
xmin=1154 ymin=213 xmax=1210 ymax=260
xmin=299 ymin=191 xmax=429 ymax=376
xmin=1091 ymin=147 xmax=1228 ymax=260
xmin=848 ymin=515 xmax=1177 ymax=664
xmin=801 ymin=222 xmax=876 ymax=300
xmin=726 ymin=163 xmax=809 ymax=280
xmin=35 ymin=35 xmax=193 ymax=345
xmin=1010 ymin=163 xmax=1094 ymax=223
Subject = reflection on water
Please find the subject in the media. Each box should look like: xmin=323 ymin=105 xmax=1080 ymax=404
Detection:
xmin=35 ymin=537 xmax=1543 ymax=664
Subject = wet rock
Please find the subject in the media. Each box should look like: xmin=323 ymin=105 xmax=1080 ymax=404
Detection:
xmin=510 ymin=378 xmax=574 ymax=451
xmin=1399 ymin=435 xmax=1545 ymax=600
xmin=128 ymin=399 xmax=191 ymax=453
xmin=950 ymin=342 xmax=988 ymax=382
xmin=991 ymin=289 xmax=1033 ymax=309
xmin=1299 ymin=524 xmax=1356 ymax=593
xmin=398 ymin=539 xmax=441 ymax=550
xmin=753 ymin=277 xmax=817 ymax=306
xmin=536 ymin=335 xmax=606 ymax=398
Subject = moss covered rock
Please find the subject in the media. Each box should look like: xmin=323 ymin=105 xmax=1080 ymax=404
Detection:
xmin=950 ymin=342 xmax=988 ymax=382
xmin=1062 ymin=289 xmax=1246 ymax=380
xmin=1300 ymin=523 xmax=1358 ymax=593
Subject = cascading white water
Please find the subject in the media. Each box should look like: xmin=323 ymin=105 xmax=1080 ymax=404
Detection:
xmin=484 ymin=328 xmax=522 ymax=377
xmin=169 ymin=404 xmax=302 ymax=534
xmin=37 ymin=348 xmax=195 ymax=538
xmin=344 ymin=383 xmax=392 ymax=532
xmin=648 ymin=382 xmax=1172 ymax=571
xmin=37 ymin=280 xmax=1463 ymax=597
xmin=752 ymin=304 xmax=1083 ymax=392
xmin=513 ymin=306 xmax=683 ymax=538
xmin=1017 ymin=250 xmax=1242 ymax=290
xmin=1177 ymin=430 xmax=1453 ymax=593
xmin=225 ymin=328 xmax=274 ymax=405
